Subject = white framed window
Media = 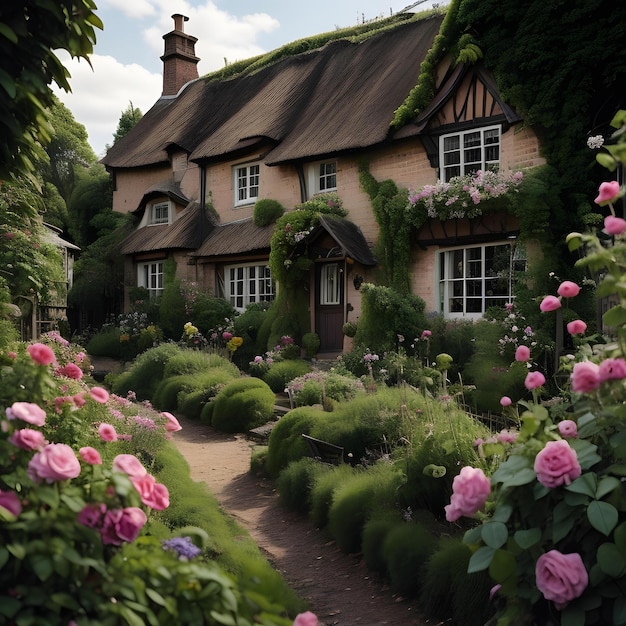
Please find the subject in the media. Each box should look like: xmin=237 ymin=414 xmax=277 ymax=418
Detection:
xmin=438 ymin=242 xmax=525 ymax=318
xmin=234 ymin=162 xmax=260 ymax=206
xmin=225 ymin=263 xmax=274 ymax=311
xmin=320 ymin=263 xmax=341 ymax=305
xmin=306 ymin=160 xmax=337 ymax=196
xmin=148 ymin=201 xmax=170 ymax=225
xmin=138 ymin=261 xmax=164 ymax=298
xmin=440 ymin=126 xmax=500 ymax=182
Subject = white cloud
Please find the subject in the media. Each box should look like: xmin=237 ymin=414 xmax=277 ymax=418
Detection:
xmin=53 ymin=53 xmax=162 ymax=158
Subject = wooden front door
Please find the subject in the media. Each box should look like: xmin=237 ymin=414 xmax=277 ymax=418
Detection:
xmin=315 ymin=262 xmax=344 ymax=353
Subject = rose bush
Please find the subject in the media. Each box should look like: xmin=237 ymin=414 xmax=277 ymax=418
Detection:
xmin=448 ymin=111 xmax=626 ymax=626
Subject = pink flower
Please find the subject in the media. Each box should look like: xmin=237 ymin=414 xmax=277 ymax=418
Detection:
xmin=444 ymin=466 xmax=491 ymax=522
xmin=515 ymin=345 xmax=531 ymax=362
xmin=75 ymin=352 xmax=85 ymax=363
xmin=539 ymin=295 xmax=561 ymax=312
xmin=98 ymin=423 xmax=118 ymax=442
xmin=161 ymin=411 xmax=182 ymax=433
xmin=90 ymin=387 xmax=110 ymax=404
xmin=489 ymin=584 xmax=502 ymax=601
xmin=594 ymin=180 xmax=621 ymax=205
xmin=222 ymin=331 xmax=233 ymax=340
xmin=100 ymin=507 xmax=147 ymax=545
xmin=557 ymin=281 xmax=580 ymax=298
xmin=534 ymin=440 xmax=581 ymax=488
xmin=0 ymin=490 xmax=22 ymax=517
xmin=535 ymin=550 xmax=588 ymax=610
xmin=500 ymin=396 xmax=512 ymax=407
xmin=598 ymin=358 xmax=626 ymax=382
xmin=27 ymin=342 xmax=56 ymax=366
xmin=55 ymin=362 xmax=83 ymax=380
xmin=8 ymin=428 xmax=47 ymax=451
xmin=604 ymin=215 xmax=626 ymax=235
xmin=497 ymin=429 xmax=518 ymax=444
xmin=130 ymin=474 xmax=170 ymax=510
xmin=27 ymin=443 xmax=81 ymax=483
xmin=79 ymin=447 xmax=103 ymax=465
xmin=524 ymin=371 xmax=546 ymax=390
xmin=566 ymin=320 xmax=587 ymax=335
xmin=78 ymin=502 xmax=106 ymax=528
xmin=112 ymin=454 xmax=147 ymax=478
xmin=8 ymin=351 xmax=16 ymax=359
xmin=73 ymin=393 xmax=87 ymax=407
xmin=557 ymin=420 xmax=578 ymax=439
xmin=571 ymin=361 xmax=600 ymax=393
xmin=421 ymin=330 xmax=432 ymax=339
xmin=6 ymin=401 xmax=46 ymax=426
xmin=293 ymin=612 xmax=318 ymax=626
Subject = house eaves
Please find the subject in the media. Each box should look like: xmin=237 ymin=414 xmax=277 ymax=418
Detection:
xmin=135 ymin=180 xmax=190 ymax=214
xmin=120 ymin=202 xmax=209 ymax=255
xmin=313 ymin=215 xmax=377 ymax=266
xmin=192 ymin=218 xmax=274 ymax=258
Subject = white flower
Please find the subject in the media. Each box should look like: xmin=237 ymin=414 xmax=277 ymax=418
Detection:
xmin=587 ymin=135 xmax=604 ymax=149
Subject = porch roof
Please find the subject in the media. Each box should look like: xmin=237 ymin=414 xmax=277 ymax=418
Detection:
xmin=192 ymin=218 xmax=274 ymax=258
xmin=313 ymin=215 xmax=377 ymax=266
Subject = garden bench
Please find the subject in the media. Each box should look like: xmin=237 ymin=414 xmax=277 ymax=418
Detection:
xmin=302 ymin=434 xmax=344 ymax=465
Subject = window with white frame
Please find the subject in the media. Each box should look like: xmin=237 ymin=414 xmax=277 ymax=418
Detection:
xmin=138 ymin=261 xmax=164 ymax=298
xmin=306 ymin=160 xmax=337 ymax=196
xmin=225 ymin=264 xmax=274 ymax=311
xmin=148 ymin=201 xmax=170 ymax=225
xmin=438 ymin=242 xmax=525 ymax=318
xmin=319 ymin=263 xmax=341 ymax=305
xmin=440 ymin=126 xmax=500 ymax=182
xmin=234 ymin=163 xmax=260 ymax=206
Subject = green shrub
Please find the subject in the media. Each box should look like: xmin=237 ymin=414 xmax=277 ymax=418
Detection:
xmin=253 ymin=198 xmax=285 ymax=226
xmin=276 ymin=457 xmax=332 ymax=514
xmin=250 ymin=445 xmax=268 ymax=476
xmin=308 ymin=463 xmax=356 ymax=529
xmin=382 ymin=521 xmax=436 ymax=597
xmin=263 ymin=359 xmax=312 ymax=392
xmin=327 ymin=462 xmax=405 ymax=554
xmin=86 ymin=327 xmax=122 ymax=358
xmin=163 ymin=350 xmax=238 ymax=378
xmin=361 ymin=513 xmax=402 ymax=574
xmin=265 ymin=406 xmax=323 ymax=477
xmin=110 ymin=343 xmax=181 ymax=400
xmin=178 ymin=368 xmax=237 ymax=419
xmin=286 ymin=370 xmax=365 ymax=407
xmin=233 ymin=303 xmax=271 ymax=369
xmin=210 ymin=377 xmax=276 ymax=433
xmin=301 ymin=332 xmax=320 ymax=358
xmin=191 ymin=293 xmax=237 ymax=338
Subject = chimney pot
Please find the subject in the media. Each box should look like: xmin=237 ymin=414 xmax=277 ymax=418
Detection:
xmin=161 ymin=14 xmax=200 ymax=96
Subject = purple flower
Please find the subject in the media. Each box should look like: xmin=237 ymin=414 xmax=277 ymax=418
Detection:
xmin=162 ymin=536 xmax=202 ymax=560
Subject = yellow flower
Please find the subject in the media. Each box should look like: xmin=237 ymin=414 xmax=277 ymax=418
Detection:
xmin=226 ymin=337 xmax=243 ymax=352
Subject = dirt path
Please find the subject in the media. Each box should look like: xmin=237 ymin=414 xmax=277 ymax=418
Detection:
xmin=171 ymin=416 xmax=434 ymax=626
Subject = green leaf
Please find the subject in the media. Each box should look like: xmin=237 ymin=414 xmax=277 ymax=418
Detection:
xmin=0 ymin=596 xmax=20 ymax=618
xmin=597 ymin=542 xmax=626 ymax=577
xmin=514 ymin=528 xmax=542 ymax=549
xmin=570 ymin=438 xmax=602 ymax=470
xmin=587 ymin=500 xmax=618 ymax=536
xmin=596 ymin=152 xmax=618 ymax=171
xmin=553 ymin=500 xmax=578 ymax=543
xmin=566 ymin=473 xmax=597 ymax=498
xmin=596 ymin=476 xmax=621 ymax=500
xmin=491 ymin=503 xmax=513 ymax=524
xmin=481 ymin=522 xmax=509 ymax=549
xmin=463 ymin=525 xmax=483 ymax=545
xmin=468 ymin=545 xmax=496 ymax=573
xmin=488 ymin=549 xmax=517 ymax=586
xmin=561 ymin=604 xmax=587 ymax=626
xmin=145 ymin=588 xmax=167 ymax=607
xmin=37 ymin=485 xmax=60 ymax=508
xmin=613 ymin=596 xmax=626 ymax=625
xmin=603 ymin=305 xmax=626 ymax=328
xmin=32 ymin=555 xmax=53 ymax=581
xmin=491 ymin=455 xmax=536 ymax=487
xmin=50 ymin=592 xmax=80 ymax=610
xmin=0 ymin=547 xmax=8 ymax=569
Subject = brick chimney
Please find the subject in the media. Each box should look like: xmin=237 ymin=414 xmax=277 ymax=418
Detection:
xmin=161 ymin=14 xmax=200 ymax=96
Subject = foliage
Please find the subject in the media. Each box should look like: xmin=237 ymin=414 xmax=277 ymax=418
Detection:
xmin=301 ymin=332 xmax=320 ymax=358
xmin=275 ymin=457 xmax=332 ymax=515
xmin=308 ymin=463 xmax=357 ymax=529
xmin=263 ymin=359 xmax=313 ymax=393
xmin=361 ymin=513 xmax=402 ymax=574
xmin=210 ymin=378 xmax=276 ymax=434
xmin=159 ymin=274 xmax=187 ymax=341
xmin=85 ymin=326 xmax=122 ymax=358
xmin=111 ymin=101 xmax=143 ymax=147
xmin=254 ymin=198 xmax=285 ymax=227
xmin=0 ymin=0 xmax=102 ymax=181
xmin=285 ymin=369 xmax=365 ymax=407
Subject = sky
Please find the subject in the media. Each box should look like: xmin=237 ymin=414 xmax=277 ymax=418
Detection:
xmin=52 ymin=0 xmax=443 ymax=158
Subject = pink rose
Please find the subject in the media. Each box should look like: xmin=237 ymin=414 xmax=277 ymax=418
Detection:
xmin=222 ymin=331 xmax=233 ymax=340
xmin=78 ymin=502 xmax=106 ymax=528
xmin=598 ymin=358 xmax=626 ymax=382
xmin=500 ymin=396 xmax=512 ymax=407
xmin=161 ymin=411 xmax=182 ymax=433
xmin=535 ymin=550 xmax=588 ymax=610
xmin=293 ymin=612 xmax=318 ymax=626
xmin=79 ymin=446 xmax=103 ymax=465
xmin=130 ymin=474 xmax=170 ymax=510
xmin=557 ymin=420 xmax=578 ymax=439
xmin=421 ymin=330 xmax=432 ymax=339
xmin=98 ymin=423 xmax=118 ymax=442
xmin=566 ymin=320 xmax=587 ymax=335
xmin=55 ymin=363 xmax=83 ymax=380
xmin=444 ymin=466 xmax=491 ymax=522
xmin=6 ymin=402 xmax=46 ymax=426
xmin=594 ymin=180 xmax=621 ymax=205
xmin=539 ymin=295 xmax=561 ymax=312
xmin=604 ymin=215 xmax=626 ymax=235
xmin=534 ymin=440 xmax=581 ymax=488
xmin=90 ymin=387 xmax=110 ymax=404
xmin=497 ymin=429 xmax=518 ymax=444
xmin=8 ymin=428 xmax=47 ymax=450
xmin=571 ymin=361 xmax=600 ymax=393
xmin=524 ymin=371 xmax=546 ymax=390
xmin=0 ymin=490 xmax=22 ymax=517
xmin=515 ymin=345 xmax=531 ymax=362
xmin=28 ymin=443 xmax=81 ymax=483
xmin=113 ymin=454 xmax=147 ymax=478
xmin=100 ymin=507 xmax=147 ymax=545
xmin=27 ymin=342 xmax=56 ymax=366
xmin=73 ymin=393 xmax=87 ymax=407
xmin=556 ymin=281 xmax=580 ymax=298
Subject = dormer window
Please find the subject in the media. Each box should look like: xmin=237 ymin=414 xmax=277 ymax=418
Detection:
xmin=234 ymin=162 xmax=260 ymax=206
xmin=440 ymin=126 xmax=500 ymax=182
xmin=149 ymin=201 xmax=170 ymax=225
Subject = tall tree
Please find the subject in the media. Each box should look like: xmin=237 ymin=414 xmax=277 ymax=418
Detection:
xmin=112 ymin=102 xmax=143 ymax=146
xmin=0 ymin=1 xmax=102 ymax=181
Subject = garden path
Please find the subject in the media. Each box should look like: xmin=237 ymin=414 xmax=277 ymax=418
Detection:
xmin=170 ymin=416 xmax=438 ymax=626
